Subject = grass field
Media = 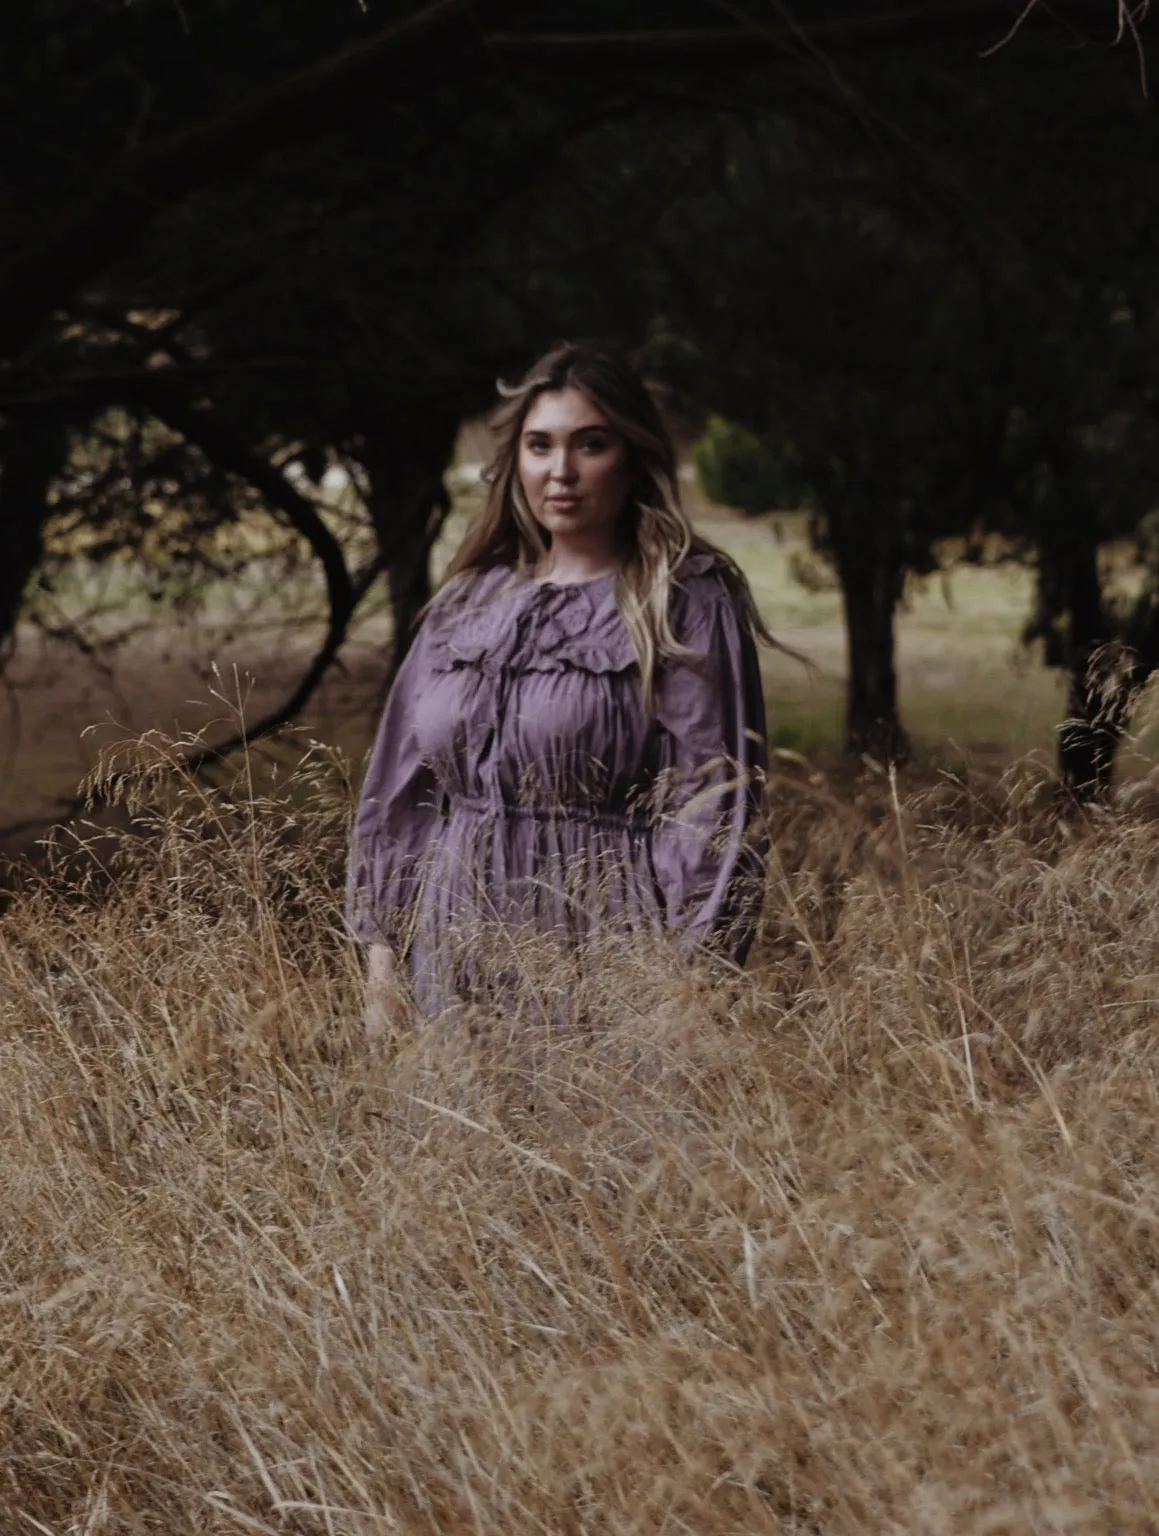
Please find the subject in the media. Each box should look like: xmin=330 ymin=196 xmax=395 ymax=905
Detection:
xmin=4 ymin=733 xmax=1159 ymax=1531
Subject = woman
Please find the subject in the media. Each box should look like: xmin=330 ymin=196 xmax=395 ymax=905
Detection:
xmin=347 ymin=342 xmax=771 ymax=1031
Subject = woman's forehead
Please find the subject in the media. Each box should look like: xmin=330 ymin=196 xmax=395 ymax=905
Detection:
xmin=523 ymin=387 xmax=612 ymax=435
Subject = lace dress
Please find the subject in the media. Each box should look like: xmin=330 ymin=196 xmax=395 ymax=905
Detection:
xmin=346 ymin=553 xmax=768 ymax=1017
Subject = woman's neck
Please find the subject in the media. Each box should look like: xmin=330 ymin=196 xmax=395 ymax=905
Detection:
xmin=537 ymin=549 xmax=620 ymax=583
xmin=534 ymin=541 xmax=620 ymax=586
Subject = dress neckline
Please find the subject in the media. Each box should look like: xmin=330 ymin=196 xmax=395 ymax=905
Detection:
xmin=528 ymin=568 xmax=618 ymax=591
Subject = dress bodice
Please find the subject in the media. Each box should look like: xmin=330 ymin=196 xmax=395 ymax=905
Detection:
xmin=408 ymin=566 xmax=657 ymax=817
xmin=346 ymin=553 xmax=769 ymax=1006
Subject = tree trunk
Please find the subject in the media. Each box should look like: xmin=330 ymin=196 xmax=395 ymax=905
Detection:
xmin=839 ymin=562 xmax=908 ymax=761
xmin=385 ymin=479 xmax=451 ymax=677
xmin=1053 ymin=532 xmax=1123 ymax=801
xmin=359 ymin=414 xmax=459 ymax=680
xmin=0 ymin=416 xmax=69 ymax=656
xmin=828 ymin=481 xmax=910 ymax=763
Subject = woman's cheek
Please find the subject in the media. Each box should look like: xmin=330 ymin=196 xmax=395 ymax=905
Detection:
xmin=597 ymin=455 xmax=630 ymax=506
xmin=518 ymin=458 xmax=544 ymax=504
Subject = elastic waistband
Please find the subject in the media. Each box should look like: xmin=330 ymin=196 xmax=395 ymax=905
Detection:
xmin=448 ymin=793 xmax=649 ymax=829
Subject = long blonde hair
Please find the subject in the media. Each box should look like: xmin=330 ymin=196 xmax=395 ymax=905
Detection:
xmin=441 ymin=341 xmax=774 ymax=707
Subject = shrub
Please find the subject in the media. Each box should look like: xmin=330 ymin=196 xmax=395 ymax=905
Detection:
xmin=694 ymin=414 xmax=812 ymax=516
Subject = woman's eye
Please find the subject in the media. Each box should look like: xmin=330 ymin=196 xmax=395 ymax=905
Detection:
xmin=581 ymin=438 xmax=609 ymax=453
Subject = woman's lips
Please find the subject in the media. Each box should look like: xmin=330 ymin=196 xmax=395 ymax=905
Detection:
xmin=546 ymin=495 xmax=580 ymax=508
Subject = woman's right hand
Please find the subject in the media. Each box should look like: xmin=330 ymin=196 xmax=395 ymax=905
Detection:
xmin=364 ymin=942 xmax=406 ymax=1046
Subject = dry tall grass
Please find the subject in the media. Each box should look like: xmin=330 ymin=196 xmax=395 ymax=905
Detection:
xmin=3 ymin=732 xmax=1159 ymax=1534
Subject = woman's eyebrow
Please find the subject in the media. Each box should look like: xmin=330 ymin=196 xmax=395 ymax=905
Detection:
xmin=522 ymin=422 xmax=611 ymax=439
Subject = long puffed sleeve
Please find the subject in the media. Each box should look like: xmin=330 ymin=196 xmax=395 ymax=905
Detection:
xmin=345 ymin=613 xmax=443 ymax=947
xmin=650 ymin=564 xmax=769 ymax=964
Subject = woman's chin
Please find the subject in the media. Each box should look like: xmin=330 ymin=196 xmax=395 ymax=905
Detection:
xmin=537 ymin=515 xmax=579 ymax=542
xmin=537 ymin=511 xmax=615 ymax=544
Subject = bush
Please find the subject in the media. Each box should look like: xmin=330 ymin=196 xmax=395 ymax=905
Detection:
xmin=694 ymin=413 xmax=811 ymax=516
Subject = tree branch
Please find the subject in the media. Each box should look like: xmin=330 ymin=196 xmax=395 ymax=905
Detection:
xmin=0 ymin=0 xmax=527 ymax=365
xmin=125 ymin=378 xmax=451 ymax=769
xmin=488 ymin=3 xmax=1136 ymax=61
xmin=0 ymin=396 xmax=389 ymax=843
xmin=179 ymin=554 xmax=384 ymax=774
xmin=131 ymin=383 xmax=372 ymax=764
xmin=136 ymin=383 xmax=356 ymax=629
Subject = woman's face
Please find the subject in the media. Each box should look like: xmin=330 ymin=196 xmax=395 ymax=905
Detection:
xmin=518 ymin=387 xmax=632 ymax=550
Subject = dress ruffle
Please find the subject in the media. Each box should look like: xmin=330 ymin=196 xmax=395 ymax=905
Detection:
xmin=426 ymin=571 xmax=636 ymax=677
xmin=425 ymin=554 xmax=722 ymax=678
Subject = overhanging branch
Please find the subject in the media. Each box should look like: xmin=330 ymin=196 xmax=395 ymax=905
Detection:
xmin=2 ymin=1 xmax=1126 ymax=367
xmin=0 ymin=0 xmax=527 ymax=365
xmin=130 ymin=383 xmax=375 ymax=766
xmin=137 ymin=384 xmax=356 ymax=635
xmin=486 ymin=2 xmax=1130 ymax=61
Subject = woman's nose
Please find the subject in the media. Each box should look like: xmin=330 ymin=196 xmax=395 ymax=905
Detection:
xmin=548 ymin=447 xmax=577 ymax=482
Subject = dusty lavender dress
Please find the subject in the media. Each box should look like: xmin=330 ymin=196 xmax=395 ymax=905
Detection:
xmin=346 ymin=553 xmax=768 ymax=1018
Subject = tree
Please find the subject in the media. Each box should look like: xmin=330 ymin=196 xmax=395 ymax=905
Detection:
xmin=957 ymin=46 xmax=1159 ymax=797
xmin=629 ymin=108 xmax=997 ymax=760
